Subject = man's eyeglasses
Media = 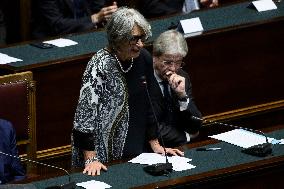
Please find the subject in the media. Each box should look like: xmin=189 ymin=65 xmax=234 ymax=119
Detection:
xmin=129 ymin=35 xmax=148 ymax=44
xmin=162 ymin=60 xmax=184 ymax=67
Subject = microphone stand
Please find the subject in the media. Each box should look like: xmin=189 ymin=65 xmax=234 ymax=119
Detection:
xmin=0 ymin=151 xmax=76 ymax=189
xmin=141 ymin=76 xmax=173 ymax=176
xmin=191 ymin=116 xmax=272 ymax=157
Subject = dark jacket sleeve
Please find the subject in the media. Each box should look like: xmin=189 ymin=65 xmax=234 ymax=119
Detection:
xmin=177 ymin=70 xmax=202 ymax=133
xmin=37 ymin=0 xmax=95 ymax=36
xmin=72 ymin=129 xmax=96 ymax=151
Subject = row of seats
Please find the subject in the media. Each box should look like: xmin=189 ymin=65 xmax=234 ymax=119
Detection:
xmin=1 ymin=0 xmax=245 ymax=45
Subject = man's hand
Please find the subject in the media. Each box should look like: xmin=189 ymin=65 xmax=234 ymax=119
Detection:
xmin=166 ymin=72 xmax=187 ymax=98
xmin=91 ymin=2 xmax=118 ymax=23
xmin=149 ymin=139 xmax=184 ymax=156
xmin=200 ymin=0 xmax=219 ymax=8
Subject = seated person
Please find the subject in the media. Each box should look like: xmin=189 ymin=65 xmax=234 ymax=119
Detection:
xmin=32 ymin=0 xmax=118 ymax=39
xmin=147 ymin=30 xmax=202 ymax=154
xmin=137 ymin=0 xmax=218 ymax=19
xmin=0 ymin=119 xmax=26 ymax=184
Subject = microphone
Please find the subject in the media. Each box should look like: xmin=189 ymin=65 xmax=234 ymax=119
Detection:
xmin=0 ymin=151 xmax=76 ymax=189
xmin=140 ymin=76 xmax=173 ymax=176
xmin=190 ymin=116 xmax=272 ymax=157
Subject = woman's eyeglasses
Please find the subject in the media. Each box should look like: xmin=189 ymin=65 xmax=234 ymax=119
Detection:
xmin=129 ymin=35 xmax=148 ymax=44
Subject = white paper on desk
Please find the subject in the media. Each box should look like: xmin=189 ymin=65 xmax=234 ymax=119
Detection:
xmin=0 ymin=52 xmax=23 ymax=64
xmin=180 ymin=17 xmax=204 ymax=34
xmin=169 ymin=155 xmax=196 ymax=171
xmin=209 ymin=129 xmax=275 ymax=148
xmin=129 ymin=153 xmax=195 ymax=172
xmin=279 ymin=139 xmax=284 ymax=144
xmin=76 ymin=180 xmax=111 ymax=189
xmin=252 ymin=0 xmax=277 ymax=12
xmin=43 ymin=38 xmax=78 ymax=47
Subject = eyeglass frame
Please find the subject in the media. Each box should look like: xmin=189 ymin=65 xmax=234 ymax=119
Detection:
xmin=129 ymin=34 xmax=148 ymax=44
xmin=161 ymin=59 xmax=185 ymax=68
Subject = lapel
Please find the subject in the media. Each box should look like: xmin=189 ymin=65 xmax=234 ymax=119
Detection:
xmin=153 ymin=78 xmax=164 ymax=103
xmin=151 ymin=78 xmax=169 ymax=113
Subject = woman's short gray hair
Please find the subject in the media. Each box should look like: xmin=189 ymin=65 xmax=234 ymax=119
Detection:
xmin=153 ymin=30 xmax=188 ymax=57
xmin=106 ymin=7 xmax=152 ymax=50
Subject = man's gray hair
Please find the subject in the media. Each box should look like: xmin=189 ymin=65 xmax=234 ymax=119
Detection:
xmin=153 ymin=30 xmax=188 ymax=57
xmin=106 ymin=7 xmax=152 ymax=51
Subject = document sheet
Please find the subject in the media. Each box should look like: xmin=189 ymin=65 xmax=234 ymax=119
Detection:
xmin=129 ymin=153 xmax=196 ymax=171
xmin=209 ymin=129 xmax=276 ymax=148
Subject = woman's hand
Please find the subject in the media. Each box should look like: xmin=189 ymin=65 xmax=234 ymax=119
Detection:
xmin=83 ymin=150 xmax=107 ymax=176
xmin=83 ymin=161 xmax=107 ymax=176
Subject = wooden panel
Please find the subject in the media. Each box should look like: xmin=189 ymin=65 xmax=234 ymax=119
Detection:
xmin=32 ymin=60 xmax=87 ymax=151
xmin=184 ymin=19 xmax=284 ymax=116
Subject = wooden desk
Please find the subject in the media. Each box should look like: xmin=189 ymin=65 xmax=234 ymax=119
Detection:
xmin=134 ymin=156 xmax=284 ymax=189
xmin=1 ymin=1 xmax=284 ymax=161
xmin=131 ymin=126 xmax=284 ymax=189
xmin=21 ymin=125 xmax=284 ymax=189
xmin=135 ymin=125 xmax=284 ymax=189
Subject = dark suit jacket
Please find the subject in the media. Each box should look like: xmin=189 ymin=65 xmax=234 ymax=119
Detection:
xmin=147 ymin=69 xmax=202 ymax=147
xmin=32 ymin=0 xmax=107 ymax=39
xmin=0 ymin=119 xmax=25 ymax=184
xmin=137 ymin=0 xmax=185 ymax=18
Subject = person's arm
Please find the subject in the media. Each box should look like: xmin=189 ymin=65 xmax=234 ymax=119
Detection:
xmin=91 ymin=2 xmax=118 ymax=24
xmin=39 ymin=0 xmax=95 ymax=35
xmin=72 ymin=129 xmax=108 ymax=176
xmin=149 ymin=139 xmax=184 ymax=156
xmin=73 ymin=56 xmax=108 ymax=176
xmin=178 ymin=71 xmax=202 ymax=134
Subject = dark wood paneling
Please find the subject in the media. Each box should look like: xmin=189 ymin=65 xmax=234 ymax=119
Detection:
xmin=184 ymin=19 xmax=284 ymax=116
xmin=32 ymin=60 xmax=87 ymax=150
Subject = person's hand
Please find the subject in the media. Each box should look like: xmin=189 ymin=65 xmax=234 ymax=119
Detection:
xmin=91 ymin=2 xmax=118 ymax=23
xmin=83 ymin=161 xmax=107 ymax=176
xmin=167 ymin=72 xmax=186 ymax=98
xmin=200 ymin=0 xmax=219 ymax=8
xmin=150 ymin=139 xmax=184 ymax=156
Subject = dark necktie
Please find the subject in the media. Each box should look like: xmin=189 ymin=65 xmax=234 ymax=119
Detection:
xmin=162 ymin=81 xmax=171 ymax=109
xmin=161 ymin=81 xmax=174 ymax=125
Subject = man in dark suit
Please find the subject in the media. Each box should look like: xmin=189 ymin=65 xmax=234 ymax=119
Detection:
xmin=32 ymin=0 xmax=118 ymax=39
xmin=137 ymin=0 xmax=218 ymax=19
xmin=147 ymin=30 xmax=202 ymax=155
xmin=0 ymin=119 xmax=26 ymax=184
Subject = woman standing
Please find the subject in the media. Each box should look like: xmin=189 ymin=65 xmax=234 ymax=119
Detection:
xmin=72 ymin=7 xmax=152 ymax=176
